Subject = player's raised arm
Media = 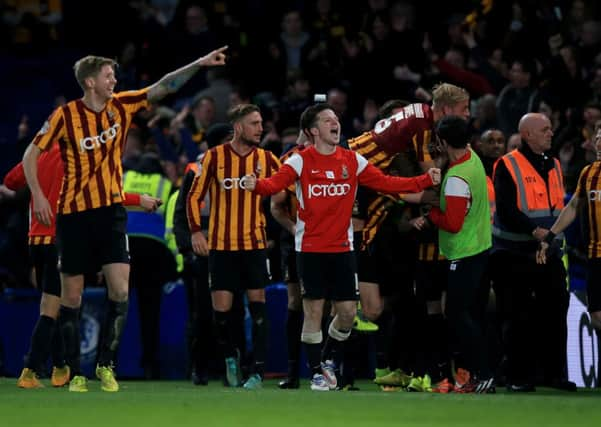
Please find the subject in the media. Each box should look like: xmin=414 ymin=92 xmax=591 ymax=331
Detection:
xmin=242 ymin=164 xmax=298 ymax=196
xmin=147 ymin=46 xmax=228 ymax=103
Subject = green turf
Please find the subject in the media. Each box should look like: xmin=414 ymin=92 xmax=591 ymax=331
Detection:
xmin=1 ymin=378 xmax=600 ymax=427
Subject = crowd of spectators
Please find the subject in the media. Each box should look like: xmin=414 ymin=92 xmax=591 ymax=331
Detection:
xmin=1 ymin=0 xmax=600 ymax=290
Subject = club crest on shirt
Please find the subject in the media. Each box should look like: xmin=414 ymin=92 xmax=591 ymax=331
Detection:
xmin=39 ymin=120 xmax=50 ymax=135
xmin=341 ymin=164 xmax=349 ymax=179
xmin=255 ymin=162 xmax=262 ymax=175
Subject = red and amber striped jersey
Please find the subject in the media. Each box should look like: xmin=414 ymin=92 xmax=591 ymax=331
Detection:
xmin=575 ymin=161 xmax=601 ymax=258
xmin=187 ymin=143 xmax=280 ymax=251
xmin=32 ymin=89 xmax=149 ymax=214
xmin=349 ymin=103 xmax=434 ymax=171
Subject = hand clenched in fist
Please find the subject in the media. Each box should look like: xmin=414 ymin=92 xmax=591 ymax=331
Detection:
xmin=240 ymin=174 xmax=257 ymax=191
xmin=427 ymin=168 xmax=441 ymax=185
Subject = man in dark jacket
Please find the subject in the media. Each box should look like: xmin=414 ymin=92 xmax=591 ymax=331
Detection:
xmin=492 ymin=113 xmax=575 ymax=392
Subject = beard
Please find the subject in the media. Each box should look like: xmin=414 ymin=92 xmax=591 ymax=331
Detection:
xmin=240 ymin=136 xmax=260 ymax=146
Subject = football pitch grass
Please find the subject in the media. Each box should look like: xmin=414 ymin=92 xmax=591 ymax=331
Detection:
xmin=1 ymin=378 xmax=600 ymax=427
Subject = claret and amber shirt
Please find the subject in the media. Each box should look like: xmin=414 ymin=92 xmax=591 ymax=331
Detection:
xmin=349 ymin=103 xmax=434 ymax=170
xmin=33 ymin=89 xmax=149 ymax=214
xmin=186 ymin=143 xmax=280 ymax=251
xmin=575 ymin=161 xmax=601 ymax=258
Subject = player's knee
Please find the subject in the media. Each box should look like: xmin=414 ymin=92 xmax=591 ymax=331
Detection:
xmin=336 ymin=308 xmax=356 ymax=328
xmin=303 ymin=303 xmax=323 ymax=322
xmin=61 ymin=293 xmax=81 ymax=308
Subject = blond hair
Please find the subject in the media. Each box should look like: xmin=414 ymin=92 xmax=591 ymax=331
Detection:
xmin=431 ymin=83 xmax=469 ymax=109
xmin=73 ymin=56 xmax=117 ymax=90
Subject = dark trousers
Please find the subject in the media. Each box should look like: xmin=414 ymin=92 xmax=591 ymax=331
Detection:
xmin=129 ymin=237 xmax=177 ymax=376
xmin=182 ymin=253 xmax=214 ymax=375
xmin=445 ymin=250 xmax=491 ymax=378
xmin=493 ymin=250 xmax=569 ymax=385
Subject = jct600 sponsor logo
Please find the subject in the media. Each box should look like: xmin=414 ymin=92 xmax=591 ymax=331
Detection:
xmin=308 ymin=183 xmax=351 ymax=198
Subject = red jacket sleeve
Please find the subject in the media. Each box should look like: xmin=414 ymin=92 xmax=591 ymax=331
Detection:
xmin=3 ymin=162 xmax=26 ymax=191
xmin=123 ymin=192 xmax=141 ymax=206
xmin=255 ymin=164 xmax=298 ymax=196
xmin=428 ymin=195 xmax=469 ymax=233
xmin=358 ymin=163 xmax=433 ymax=193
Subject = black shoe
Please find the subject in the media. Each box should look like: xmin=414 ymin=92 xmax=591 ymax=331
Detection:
xmin=548 ymin=379 xmax=577 ymax=392
xmin=506 ymin=383 xmax=536 ymax=392
xmin=192 ymin=370 xmax=209 ymax=386
xmin=475 ymin=377 xmax=496 ymax=394
xmin=278 ymin=377 xmax=300 ymax=389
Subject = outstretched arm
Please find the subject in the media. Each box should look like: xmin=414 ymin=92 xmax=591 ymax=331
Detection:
xmin=358 ymin=162 xmax=438 ymax=194
xmin=242 ymin=165 xmax=298 ymax=196
xmin=147 ymin=46 xmax=228 ymax=103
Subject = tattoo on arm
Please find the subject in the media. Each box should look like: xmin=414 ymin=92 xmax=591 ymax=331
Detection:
xmin=147 ymin=62 xmax=201 ymax=103
xmin=146 ymin=46 xmax=226 ymax=103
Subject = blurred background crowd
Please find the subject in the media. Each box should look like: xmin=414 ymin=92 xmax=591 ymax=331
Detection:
xmin=2 ymin=0 xmax=601 ymax=291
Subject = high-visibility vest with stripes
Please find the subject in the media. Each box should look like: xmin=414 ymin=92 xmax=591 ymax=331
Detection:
xmin=123 ymin=171 xmax=172 ymax=243
xmin=165 ymin=190 xmax=184 ymax=273
xmin=492 ymin=150 xmax=565 ymax=247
